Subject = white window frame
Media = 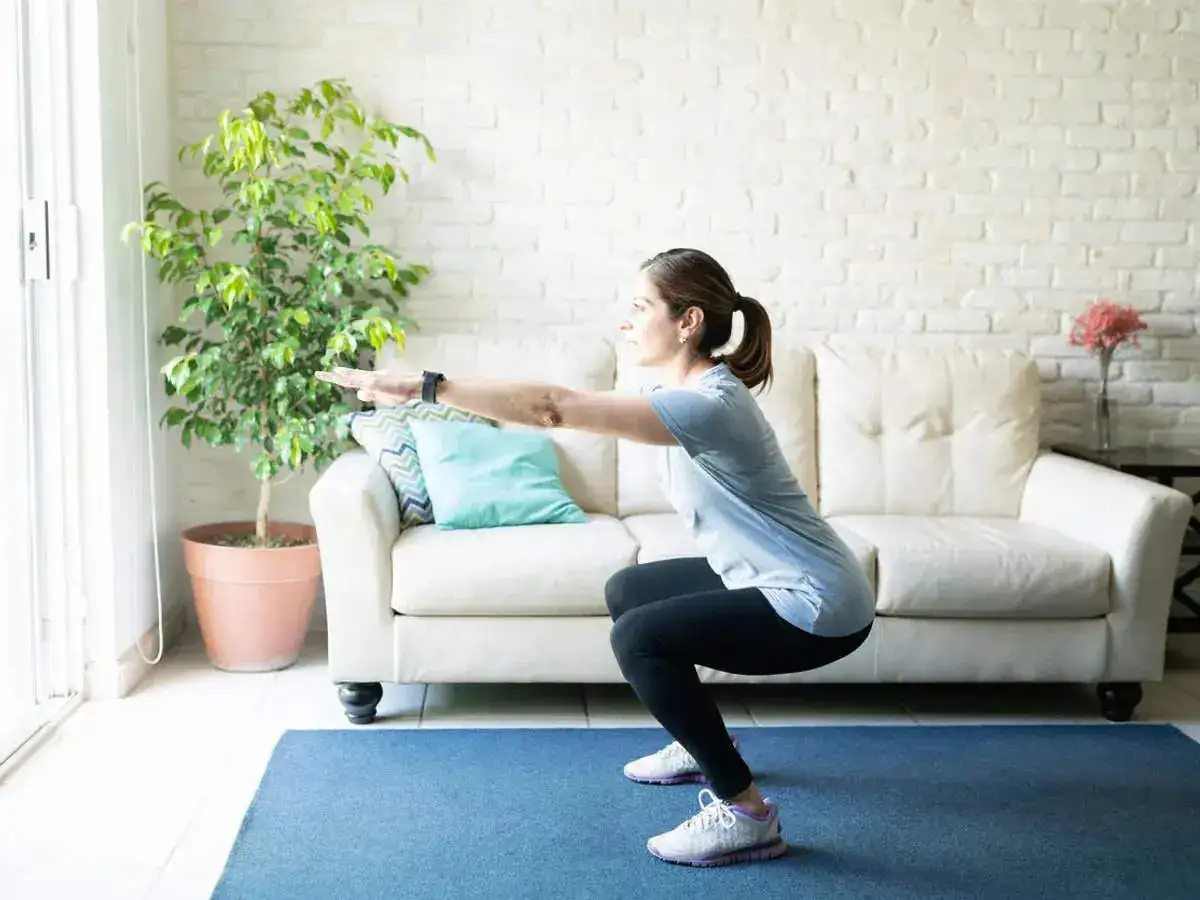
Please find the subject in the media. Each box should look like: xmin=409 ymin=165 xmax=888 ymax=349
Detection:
xmin=1 ymin=0 xmax=87 ymax=774
xmin=0 ymin=0 xmax=41 ymax=767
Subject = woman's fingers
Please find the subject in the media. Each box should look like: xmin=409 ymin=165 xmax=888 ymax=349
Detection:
xmin=316 ymin=368 xmax=417 ymax=406
xmin=317 ymin=367 xmax=372 ymax=388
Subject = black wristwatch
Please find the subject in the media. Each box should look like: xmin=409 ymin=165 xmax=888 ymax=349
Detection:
xmin=420 ymin=370 xmax=446 ymax=403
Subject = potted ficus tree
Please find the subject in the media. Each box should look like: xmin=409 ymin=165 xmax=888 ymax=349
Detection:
xmin=125 ymin=79 xmax=434 ymax=671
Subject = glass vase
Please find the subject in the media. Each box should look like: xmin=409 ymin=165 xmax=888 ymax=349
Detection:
xmin=1092 ymin=351 xmax=1115 ymax=452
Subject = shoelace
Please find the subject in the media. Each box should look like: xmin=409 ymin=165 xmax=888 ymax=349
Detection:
xmin=657 ymin=741 xmax=694 ymax=762
xmin=684 ymin=788 xmax=737 ymax=831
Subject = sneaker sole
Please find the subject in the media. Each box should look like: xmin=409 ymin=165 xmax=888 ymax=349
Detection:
xmin=623 ymin=770 xmax=707 ymax=786
xmin=647 ymin=836 xmax=788 ymax=868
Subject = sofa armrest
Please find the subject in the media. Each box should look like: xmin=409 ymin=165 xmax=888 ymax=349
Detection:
xmin=1018 ymin=451 xmax=1193 ymax=682
xmin=309 ymin=450 xmax=400 ymax=683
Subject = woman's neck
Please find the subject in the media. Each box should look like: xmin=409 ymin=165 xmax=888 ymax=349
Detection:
xmin=659 ymin=352 xmax=717 ymax=388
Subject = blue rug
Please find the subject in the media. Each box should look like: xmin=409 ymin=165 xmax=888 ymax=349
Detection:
xmin=213 ymin=725 xmax=1200 ymax=899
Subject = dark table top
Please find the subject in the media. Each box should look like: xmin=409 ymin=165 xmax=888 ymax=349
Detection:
xmin=1052 ymin=443 xmax=1200 ymax=477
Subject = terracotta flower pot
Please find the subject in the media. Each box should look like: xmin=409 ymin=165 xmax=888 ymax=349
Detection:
xmin=181 ymin=522 xmax=321 ymax=672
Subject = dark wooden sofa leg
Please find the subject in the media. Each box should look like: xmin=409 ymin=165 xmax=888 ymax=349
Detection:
xmin=338 ymin=682 xmax=383 ymax=724
xmin=1097 ymin=683 xmax=1142 ymax=722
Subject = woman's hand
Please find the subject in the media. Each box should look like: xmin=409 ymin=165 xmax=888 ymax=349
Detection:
xmin=316 ymin=367 xmax=420 ymax=406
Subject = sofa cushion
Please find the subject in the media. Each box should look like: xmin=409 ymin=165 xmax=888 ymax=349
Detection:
xmin=830 ymin=516 xmax=1110 ymax=618
xmin=615 ymin=345 xmax=819 ymax=516
xmin=379 ymin=334 xmax=618 ymax=516
xmin=621 ymin=513 xmax=877 ymax=592
xmin=390 ymin=515 xmax=637 ymax=616
xmin=621 ymin=513 xmax=700 ymax=563
xmin=815 ymin=343 xmax=1041 ymax=517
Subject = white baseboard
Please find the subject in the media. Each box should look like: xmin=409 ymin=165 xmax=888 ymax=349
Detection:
xmin=84 ymin=601 xmax=190 ymax=700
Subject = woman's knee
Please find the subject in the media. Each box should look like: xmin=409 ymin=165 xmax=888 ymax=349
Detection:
xmin=609 ymin=606 xmax=650 ymax=669
xmin=604 ymin=565 xmax=637 ymax=620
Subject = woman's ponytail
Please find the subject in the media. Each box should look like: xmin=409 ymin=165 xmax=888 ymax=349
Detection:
xmin=722 ymin=294 xmax=773 ymax=393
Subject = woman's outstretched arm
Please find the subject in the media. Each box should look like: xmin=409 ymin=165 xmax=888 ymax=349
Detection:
xmin=317 ymin=367 xmax=677 ymax=446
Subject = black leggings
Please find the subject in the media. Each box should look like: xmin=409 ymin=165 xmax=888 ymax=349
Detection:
xmin=605 ymin=557 xmax=873 ymax=800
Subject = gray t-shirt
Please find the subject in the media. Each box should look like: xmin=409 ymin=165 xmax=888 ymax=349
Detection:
xmin=646 ymin=363 xmax=875 ymax=638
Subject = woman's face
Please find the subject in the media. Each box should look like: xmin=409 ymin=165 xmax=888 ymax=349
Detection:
xmin=619 ymin=271 xmax=681 ymax=367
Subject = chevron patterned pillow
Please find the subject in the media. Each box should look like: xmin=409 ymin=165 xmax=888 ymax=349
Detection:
xmin=347 ymin=404 xmax=497 ymax=528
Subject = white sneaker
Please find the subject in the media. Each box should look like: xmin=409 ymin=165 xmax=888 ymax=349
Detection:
xmin=646 ymin=788 xmax=787 ymax=867
xmin=622 ymin=736 xmax=738 ymax=786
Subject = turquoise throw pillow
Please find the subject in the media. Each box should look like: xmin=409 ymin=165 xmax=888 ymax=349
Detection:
xmin=408 ymin=419 xmax=589 ymax=530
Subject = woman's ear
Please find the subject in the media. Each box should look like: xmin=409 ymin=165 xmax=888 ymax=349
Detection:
xmin=684 ymin=306 xmax=705 ymax=332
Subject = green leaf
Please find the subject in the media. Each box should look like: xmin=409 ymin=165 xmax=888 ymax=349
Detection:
xmin=328 ymin=332 xmax=355 ymax=356
xmin=252 ymin=453 xmax=273 ymax=482
xmin=160 ymin=325 xmax=189 ymax=346
xmin=161 ymin=407 xmax=189 ymax=427
xmin=212 ymin=208 xmax=231 ymax=224
xmin=161 ymin=355 xmax=192 ymax=391
xmin=151 ymin=196 xmax=185 ymax=214
xmin=366 ymin=321 xmax=388 ymax=350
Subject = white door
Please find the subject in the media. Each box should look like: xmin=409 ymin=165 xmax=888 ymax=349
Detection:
xmin=0 ymin=0 xmax=41 ymax=765
xmin=0 ymin=0 xmax=78 ymax=768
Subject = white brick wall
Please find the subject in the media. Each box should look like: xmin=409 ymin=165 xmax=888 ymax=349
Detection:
xmin=167 ymin=0 xmax=1200 ymax=531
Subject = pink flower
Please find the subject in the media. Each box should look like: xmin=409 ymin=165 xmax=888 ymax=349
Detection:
xmin=1068 ymin=299 xmax=1148 ymax=356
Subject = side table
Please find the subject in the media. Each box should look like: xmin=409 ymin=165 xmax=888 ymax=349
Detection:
xmin=1051 ymin=443 xmax=1200 ymax=633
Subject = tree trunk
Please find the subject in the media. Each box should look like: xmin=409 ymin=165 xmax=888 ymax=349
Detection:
xmin=256 ymin=478 xmax=272 ymax=546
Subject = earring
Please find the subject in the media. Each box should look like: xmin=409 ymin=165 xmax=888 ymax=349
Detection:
xmin=679 ymin=335 xmax=687 ymax=344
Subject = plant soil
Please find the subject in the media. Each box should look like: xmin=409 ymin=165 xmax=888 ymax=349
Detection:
xmin=203 ymin=533 xmax=313 ymax=549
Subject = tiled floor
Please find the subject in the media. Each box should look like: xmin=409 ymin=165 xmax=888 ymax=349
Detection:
xmin=3 ymin=630 xmax=1200 ymax=899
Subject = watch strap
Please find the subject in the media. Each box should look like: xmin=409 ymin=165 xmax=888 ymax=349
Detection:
xmin=420 ymin=370 xmax=445 ymax=404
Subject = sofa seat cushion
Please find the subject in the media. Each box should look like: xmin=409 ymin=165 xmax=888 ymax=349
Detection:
xmin=622 ymin=513 xmax=701 ymax=564
xmin=829 ymin=516 xmax=1111 ymax=618
xmin=622 ymin=513 xmax=878 ymax=592
xmin=391 ymin=515 xmax=637 ymax=616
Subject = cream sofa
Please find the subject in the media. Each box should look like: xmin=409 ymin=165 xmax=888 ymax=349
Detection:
xmin=309 ymin=335 xmax=1193 ymax=725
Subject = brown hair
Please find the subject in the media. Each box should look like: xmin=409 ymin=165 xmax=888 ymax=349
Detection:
xmin=639 ymin=248 xmax=774 ymax=392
